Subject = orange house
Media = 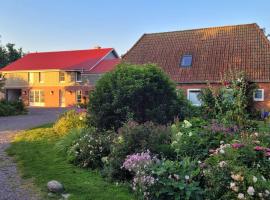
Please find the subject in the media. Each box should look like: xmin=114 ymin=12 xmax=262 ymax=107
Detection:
xmin=0 ymin=47 xmax=120 ymax=107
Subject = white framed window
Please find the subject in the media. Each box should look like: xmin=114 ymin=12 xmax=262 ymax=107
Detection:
xmin=39 ymin=72 xmax=45 ymax=83
xmin=76 ymin=72 xmax=82 ymax=82
xmin=253 ymin=89 xmax=264 ymax=101
xmin=28 ymin=72 xmax=34 ymax=83
xmin=76 ymin=90 xmax=82 ymax=103
xmin=59 ymin=72 xmax=65 ymax=82
xmin=29 ymin=90 xmax=45 ymax=106
xmin=187 ymin=89 xmax=201 ymax=106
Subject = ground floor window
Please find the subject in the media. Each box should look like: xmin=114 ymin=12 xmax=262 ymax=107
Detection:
xmin=253 ymin=89 xmax=264 ymax=101
xmin=187 ymin=89 xmax=201 ymax=106
xmin=76 ymin=90 xmax=82 ymax=103
xmin=29 ymin=90 xmax=45 ymax=106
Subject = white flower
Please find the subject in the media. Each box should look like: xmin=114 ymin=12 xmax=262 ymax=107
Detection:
xmin=198 ymin=160 xmax=202 ymax=164
xmin=230 ymin=182 xmax=236 ymax=188
xmin=188 ymin=132 xmax=193 ymax=137
xmin=185 ymin=175 xmax=190 ymax=180
xmin=265 ymin=190 xmax=270 ymax=196
xmin=247 ymin=186 xmax=255 ymax=196
xmin=237 ymin=193 xmax=245 ymax=199
xmin=258 ymin=193 xmax=263 ymax=197
xmin=183 ymin=120 xmax=192 ymax=128
xmin=252 ymin=176 xmax=257 ymax=183
xmin=220 ymin=149 xmax=225 ymax=154
xmin=218 ymin=161 xmax=227 ymax=168
xmin=261 ymin=176 xmax=266 ymax=181
xmin=220 ymin=140 xmax=224 ymax=144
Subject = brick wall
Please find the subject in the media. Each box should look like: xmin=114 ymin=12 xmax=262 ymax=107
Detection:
xmin=177 ymin=82 xmax=270 ymax=111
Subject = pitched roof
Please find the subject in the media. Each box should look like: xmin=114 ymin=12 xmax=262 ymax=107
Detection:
xmin=89 ymin=59 xmax=121 ymax=73
xmin=1 ymin=48 xmax=116 ymax=72
xmin=123 ymin=23 xmax=270 ymax=83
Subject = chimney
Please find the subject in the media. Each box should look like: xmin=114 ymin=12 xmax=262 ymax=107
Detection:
xmin=93 ymin=45 xmax=101 ymax=49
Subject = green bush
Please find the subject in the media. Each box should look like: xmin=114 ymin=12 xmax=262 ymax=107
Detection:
xmin=53 ymin=110 xmax=87 ymax=135
xmin=88 ymin=63 xmax=183 ymax=130
xmin=0 ymin=100 xmax=26 ymax=116
xmin=199 ymin=72 xmax=258 ymax=126
xmin=147 ymin=158 xmax=204 ymax=200
xmin=105 ymin=121 xmax=174 ymax=181
xmin=171 ymin=118 xmax=237 ymax=161
xmin=68 ymin=127 xmax=115 ymax=169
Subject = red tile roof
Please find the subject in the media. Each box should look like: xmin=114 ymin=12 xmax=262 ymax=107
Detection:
xmin=1 ymin=48 xmax=115 ymax=72
xmin=123 ymin=23 xmax=270 ymax=83
xmin=89 ymin=59 xmax=121 ymax=73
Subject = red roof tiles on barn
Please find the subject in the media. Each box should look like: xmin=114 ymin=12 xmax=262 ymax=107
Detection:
xmin=123 ymin=23 xmax=270 ymax=82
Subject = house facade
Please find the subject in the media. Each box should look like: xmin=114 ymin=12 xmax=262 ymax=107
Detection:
xmin=123 ymin=23 xmax=270 ymax=110
xmin=0 ymin=48 xmax=120 ymax=107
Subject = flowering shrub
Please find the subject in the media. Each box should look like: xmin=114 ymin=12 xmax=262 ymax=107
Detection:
xmin=53 ymin=110 xmax=87 ymax=135
xmin=68 ymin=128 xmax=115 ymax=168
xmin=104 ymin=121 xmax=174 ymax=181
xmin=122 ymin=151 xmax=158 ymax=198
xmin=204 ymin=132 xmax=270 ymax=199
xmin=171 ymin=118 xmax=235 ymax=160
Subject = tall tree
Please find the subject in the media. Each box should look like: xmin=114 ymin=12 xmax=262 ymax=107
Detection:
xmin=0 ymin=43 xmax=24 ymax=68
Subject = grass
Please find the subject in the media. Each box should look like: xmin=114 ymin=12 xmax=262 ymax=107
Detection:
xmin=7 ymin=125 xmax=134 ymax=200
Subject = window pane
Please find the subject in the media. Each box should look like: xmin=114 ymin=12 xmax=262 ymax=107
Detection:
xmin=189 ymin=90 xmax=201 ymax=105
xmin=59 ymin=72 xmax=65 ymax=82
xmin=76 ymin=90 xmax=82 ymax=103
xmin=40 ymin=91 xmax=45 ymax=102
xmin=180 ymin=55 xmax=192 ymax=67
xmin=76 ymin=72 xmax=82 ymax=82
xmin=254 ymin=90 xmax=262 ymax=99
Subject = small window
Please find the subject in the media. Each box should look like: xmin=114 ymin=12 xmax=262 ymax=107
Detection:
xmin=253 ymin=89 xmax=264 ymax=101
xmin=180 ymin=55 xmax=192 ymax=67
xmin=76 ymin=90 xmax=82 ymax=103
xmin=59 ymin=72 xmax=65 ymax=82
xmin=39 ymin=72 xmax=45 ymax=83
xmin=187 ymin=89 xmax=201 ymax=106
xmin=76 ymin=72 xmax=82 ymax=82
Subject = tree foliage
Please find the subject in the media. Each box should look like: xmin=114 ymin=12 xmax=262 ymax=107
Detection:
xmin=88 ymin=63 xmax=183 ymax=130
xmin=0 ymin=43 xmax=24 ymax=68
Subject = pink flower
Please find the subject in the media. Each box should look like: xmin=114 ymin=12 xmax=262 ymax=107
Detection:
xmin=265 ymin=151 xmax=270 ymax=157
xmin=254 ymin=146 xmax=265 ymax=151
xmin=232 ymin=143 xmax=245 ymax=149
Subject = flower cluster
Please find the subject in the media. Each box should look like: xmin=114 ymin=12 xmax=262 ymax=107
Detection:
xmin=209 ymin=121 xmax=239 ymax=134
xmin=122 ymin=151 xmax=157 ymax=197
xmin=209 ymin=143 xmax=230 ymax=155
xmin=254 ymin=146 xmax=270 ymax=157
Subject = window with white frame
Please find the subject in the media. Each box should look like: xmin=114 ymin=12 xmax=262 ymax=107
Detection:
xmin=187 ymin=89 xmax=201 ymax=106
xmin=76 ymin=72 xmax=82 ymax=82
xmin=253 ymin=89 xmax=264 ymax=101
xmin=59 ymin=72 xmax=65 ymax=82
xmin=76 ymin=90 xmax=82 ymax=103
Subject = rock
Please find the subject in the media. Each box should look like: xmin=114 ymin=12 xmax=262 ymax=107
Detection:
xmin=47 ymin=180 xmax=64 ymax=193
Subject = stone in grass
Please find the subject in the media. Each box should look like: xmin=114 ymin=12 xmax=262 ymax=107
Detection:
xmin=47 ymin=180 xmax=64 ymax=193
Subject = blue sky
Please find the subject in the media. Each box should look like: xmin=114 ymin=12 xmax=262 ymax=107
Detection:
xmin=0 ymin=0 xmax=269 ymax=55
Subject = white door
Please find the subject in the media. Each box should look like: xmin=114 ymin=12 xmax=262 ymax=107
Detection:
xmin=29 ymin=90 xmax=45 ymax=106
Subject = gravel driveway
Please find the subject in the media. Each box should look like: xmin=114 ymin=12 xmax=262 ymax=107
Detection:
xmin=0 ymin=108 xmax=67 ymax=200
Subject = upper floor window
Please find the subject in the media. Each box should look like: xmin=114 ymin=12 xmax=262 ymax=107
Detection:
xmin=253 ymin=89 xmax=264 ymax=101
xmin=39 ymin=72 xmax=45 ymax=83
xmin=76 ymin=72 xmax=82 ymax=82
xmin=180 ymin=55 xmax=193 ymax=67
xmin=28 ymin=72 xmax=34 ymax=83
xmin=59 ymin=72 xmax=65 ymax=82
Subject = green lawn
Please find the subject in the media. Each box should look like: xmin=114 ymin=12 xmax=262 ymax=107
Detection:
xmin=7 ymin=125 xmax=134 ymax=200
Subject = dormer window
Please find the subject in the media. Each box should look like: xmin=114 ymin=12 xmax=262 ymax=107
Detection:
xmin=180 ymin=55 xmax=192 ymax=67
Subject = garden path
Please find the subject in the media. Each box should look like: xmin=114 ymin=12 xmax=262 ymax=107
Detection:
xmin=0 ymin=108 xmax=67 ymax=200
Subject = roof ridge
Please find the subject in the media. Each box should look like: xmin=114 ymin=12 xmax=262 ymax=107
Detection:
xmin=27 ymin=48 xmax=113 ymax=55
xmin=144 ymin=23 xmax=258 ymax=36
